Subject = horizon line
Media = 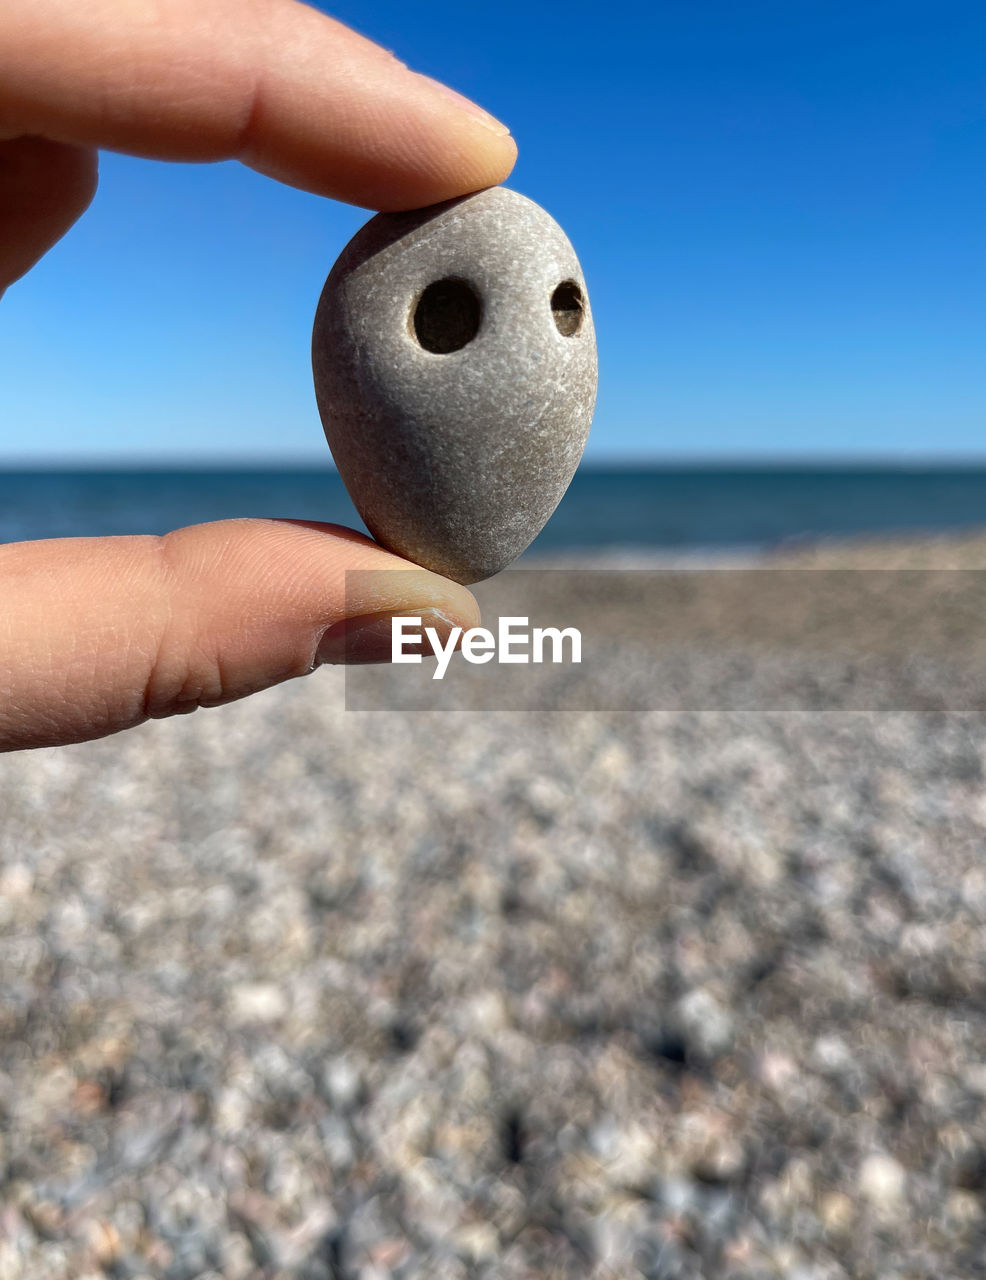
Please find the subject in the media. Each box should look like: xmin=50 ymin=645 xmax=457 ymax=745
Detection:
xmin=8 ymin=454 xmax=986 ymax=472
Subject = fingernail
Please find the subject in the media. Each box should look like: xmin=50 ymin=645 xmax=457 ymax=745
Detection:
xmin=315 ymin=608 xmax=458 ymax=666
xmin=414 ymin=74 xmax=512 ymax=136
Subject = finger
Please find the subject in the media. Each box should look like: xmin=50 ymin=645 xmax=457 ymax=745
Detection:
xmin=0 ymin=135 xmax=98 ymax=292
xmin=0 ymin=518 xmax=480 ymax=752
xmin=0 ymin=0 xmax=516 ymax=211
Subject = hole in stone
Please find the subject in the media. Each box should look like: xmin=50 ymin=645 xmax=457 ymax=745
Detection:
xmin=551 ymin=280 xmax=584 ymax=336
xmin=412 ymin=278 xmax=481 ymax=353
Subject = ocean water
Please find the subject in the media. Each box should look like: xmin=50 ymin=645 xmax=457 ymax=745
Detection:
xmin=3 ymin=465 xmax=986 ymax=552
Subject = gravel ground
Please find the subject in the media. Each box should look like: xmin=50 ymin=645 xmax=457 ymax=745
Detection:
xmin=2 ymin=549 xmax=986 ymax=1279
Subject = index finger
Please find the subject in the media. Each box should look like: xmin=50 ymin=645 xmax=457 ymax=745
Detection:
xmin=0 ymin=0 xmax=516 ymax=210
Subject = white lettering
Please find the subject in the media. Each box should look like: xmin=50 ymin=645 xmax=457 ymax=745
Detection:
xmin=533 ymin=626 xmax=582 ymax=664
xmin=389 ymin=617 xmax=583 ymax=680
xmin=498 ymin=616 xmax=530 ymax=663
xmin=392 ymin=616 xmax=422 ymax=663
xmin=427 ymin=625 xmax=462 ymax=680
xmin=461 ymin=627 xmax=496 ymax=663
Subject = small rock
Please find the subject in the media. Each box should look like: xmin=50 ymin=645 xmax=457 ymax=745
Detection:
xmin=322 ymin=1055 xmax=363 ymax=1111
xmin=947 ymin=1189 xmax=983 ymax=1224
xmin=858 ymin=1153 xmax=907 ymax=1208
xmin=811 ymin=1035 xmax=854 ymax=1075
xmin=819 ymin=1190 xmax=855 ymax=1234
xmin=590 ymin=1120 xmax=659 ymax=1189
xmin=674 ymin=989 xmax=735 ymax=1060
xmin=229 ymin=982 xmax=287 ymax=1024
xmin=312 ymin=186 xmax=597 ymax=583
xmin=759 ymin=1050 xmax=799 ymax=1091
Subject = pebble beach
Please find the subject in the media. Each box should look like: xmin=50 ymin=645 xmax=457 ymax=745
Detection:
xmin=2 ymin=537 xmax=986 ymax=1279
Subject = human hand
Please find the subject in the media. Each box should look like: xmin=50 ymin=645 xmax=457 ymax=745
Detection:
xmin=0 ymin=0 xmax=515 ymax=751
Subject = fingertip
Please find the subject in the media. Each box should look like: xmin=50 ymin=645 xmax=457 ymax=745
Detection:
xmin=379 ymin=70 xmax=518 ymax=208
xmin=0 ymin=136 xmax=99 ymax=289
xmin=289 ymin=59 xmax=518 ymax=211
xmin=410 ymin=73 xmax=512 ymax=138
xmin=261 ymin=519 xmax=480 ymax=631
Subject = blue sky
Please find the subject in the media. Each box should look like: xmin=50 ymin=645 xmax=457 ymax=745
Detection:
xmin=1 ymin=0 xmax=984 ymax=463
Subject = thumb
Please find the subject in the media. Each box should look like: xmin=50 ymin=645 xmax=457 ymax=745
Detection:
xmin=0 ymin=518 xmax=478 ymax=751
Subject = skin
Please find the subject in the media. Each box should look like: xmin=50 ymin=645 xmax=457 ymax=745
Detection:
xmin=0 ymin=0 xmax=517 ymax=752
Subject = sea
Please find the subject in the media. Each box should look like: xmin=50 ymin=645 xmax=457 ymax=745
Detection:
xmin=4 ymin=465 xmax=986 ymax=554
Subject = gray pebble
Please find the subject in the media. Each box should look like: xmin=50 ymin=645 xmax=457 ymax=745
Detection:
xmin=311 ymin=186 xmax=597 ymax=583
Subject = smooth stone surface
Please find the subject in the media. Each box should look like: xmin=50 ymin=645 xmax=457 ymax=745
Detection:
xmin=312 ymin=186 xmax=597 ymax=584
